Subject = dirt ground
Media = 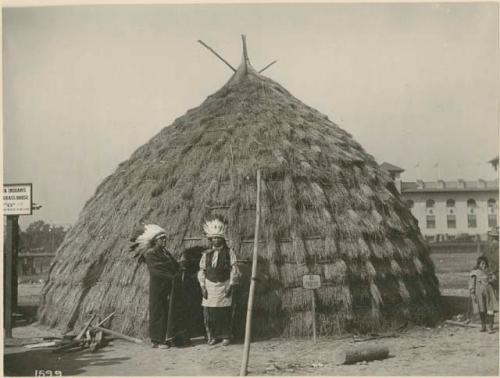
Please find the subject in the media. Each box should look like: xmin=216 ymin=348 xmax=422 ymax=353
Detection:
xmin=4 ymin=318 xmax=499 ymax=376
xmin=5 ymin=252 xmax=499 ymax=377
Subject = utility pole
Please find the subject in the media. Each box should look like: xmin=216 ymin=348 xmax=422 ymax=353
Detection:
xmin=4 ymin=215 xmax=19 ymax=339
xmin=3 ymin=182 xmax=40 ymax=339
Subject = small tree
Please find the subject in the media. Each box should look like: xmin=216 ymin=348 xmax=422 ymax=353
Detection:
xmin=20 ymin=220 xmax=67 ymax=254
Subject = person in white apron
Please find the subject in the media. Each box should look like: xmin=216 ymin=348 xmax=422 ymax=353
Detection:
xmin=198 ymin=217 xmax=240 ymax=346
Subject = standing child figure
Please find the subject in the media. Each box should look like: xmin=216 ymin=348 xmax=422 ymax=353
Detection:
xmin=469 ymin=256 xmax=498 ymax=333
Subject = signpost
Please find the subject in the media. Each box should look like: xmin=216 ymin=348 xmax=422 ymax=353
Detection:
xmin=3 ymin=183 xmax=34 ymax=339
xmin=303 ymin=274 xmax=321 ymax=343
xmin=3 ymin=183 xmax=33 ymax=215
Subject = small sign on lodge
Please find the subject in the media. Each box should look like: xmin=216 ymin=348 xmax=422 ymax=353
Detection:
xmin=3 ymin=183 xmax=33 ymax=216
xmin=302 ymin=274 xmax=321 ymax=290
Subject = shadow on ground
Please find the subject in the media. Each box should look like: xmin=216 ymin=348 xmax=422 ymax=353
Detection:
xmin=441 ymin=295 xmax=470 ymax=318
xmin=4 ymin=347 xmax=130 ymax=376
xmin=13 ymin=305 xmax=39 ymax=328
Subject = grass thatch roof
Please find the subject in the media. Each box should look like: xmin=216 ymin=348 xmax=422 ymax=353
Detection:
xmin=39 ymin=37 xmax=441 ymax=338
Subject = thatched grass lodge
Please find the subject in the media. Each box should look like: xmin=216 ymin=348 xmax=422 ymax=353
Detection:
xmin=39 ymin=37 xmax=441 ymax=338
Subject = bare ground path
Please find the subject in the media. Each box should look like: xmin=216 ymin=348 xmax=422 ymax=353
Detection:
xmin=4 ymin=321 xmax=498 ymax=376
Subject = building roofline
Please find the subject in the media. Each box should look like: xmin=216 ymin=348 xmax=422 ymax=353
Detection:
xmin=401 ymin=179 xmax=498 ymax=193
xmin=380 ymin=162 xmax=405 ymax=173
xmin=402 ymin=188 xmax=499 ymax=193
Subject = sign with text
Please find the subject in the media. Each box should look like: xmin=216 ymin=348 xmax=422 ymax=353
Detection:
xmin=3 ymin=183 xmax=32 ymax=215
xmin=302 ymin=274 xmax=321 ymax=290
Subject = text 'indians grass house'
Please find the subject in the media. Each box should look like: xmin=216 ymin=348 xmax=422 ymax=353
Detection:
xmin=39 ymin=37 xmax=441 ymax=339
xmin=381 ymin=159 xmax=499 ymax=241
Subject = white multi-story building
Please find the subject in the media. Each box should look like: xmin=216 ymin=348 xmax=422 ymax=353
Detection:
xmin=381 ymin=160 xmax=498 ymax=240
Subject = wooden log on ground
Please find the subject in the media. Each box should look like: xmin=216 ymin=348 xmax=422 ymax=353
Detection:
xmin=95 ymin=327 xmax=143 ymax=344
xmin=94 ymin=312 xmax=115 ymax=328
xmin=24 ymin=341 xmax=58 ymax=349
xmin=444 ymin=320 xmax=481 ymax=328
xmin=53 ymin=314 xmax=97 ymax=353
xmin=333 ymin=345 xmax=390 ymax=365
xmin=76 ymin=313 xmax=97 ymax=340
xmin=52 ymin=340 xmax=84 ymax=353
xmin=353 ymin=333 xmax=399 ymax=343
xmin=89 ymin=330 xmax=103 ymax=353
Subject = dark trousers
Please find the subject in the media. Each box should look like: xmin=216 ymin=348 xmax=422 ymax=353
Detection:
xmin=149 ymin=274 xmax=172 ymax=343
xmin=203 ymin=307 xmax=232 ymax=340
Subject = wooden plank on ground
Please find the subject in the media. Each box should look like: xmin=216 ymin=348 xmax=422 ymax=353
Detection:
xmin=95 ymin=327 xmax=143 ymax=344
xmin=333 ymin=345 xmax=390 ymax=365
xmin=445 ymin=320 xmax=481 ymax=328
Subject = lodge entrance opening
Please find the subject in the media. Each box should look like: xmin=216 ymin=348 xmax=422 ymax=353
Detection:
xmin=179 ymin=246 xmax=205 ymax=339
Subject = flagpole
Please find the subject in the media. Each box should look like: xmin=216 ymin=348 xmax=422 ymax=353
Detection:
xmin=433 ymin=162 xmax=440 ymax=181
xmin=415 ymin=163 xmax=422 ymax=180
xmin=240 ymin=169 xmax=262 ymax=376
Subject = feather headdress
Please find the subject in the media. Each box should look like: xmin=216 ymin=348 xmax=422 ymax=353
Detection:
xmin=129 ymin=224 xmax=167 ymax=262
xmin=203 ymin=217 xmax=227 ymax=239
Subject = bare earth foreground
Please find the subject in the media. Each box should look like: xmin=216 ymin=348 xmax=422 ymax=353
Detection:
xmin=5 ymin=250 xmax=500 ymax=377
xmin=4 ymin=318 xmax=498 ymax=376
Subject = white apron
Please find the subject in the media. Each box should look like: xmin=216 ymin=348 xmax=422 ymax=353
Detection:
xmin=202 ymin=278 xmax=232 ymax=307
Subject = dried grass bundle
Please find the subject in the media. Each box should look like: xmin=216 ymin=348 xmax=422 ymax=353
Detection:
xmin=39 ymin=44 xmax=441 ymax=337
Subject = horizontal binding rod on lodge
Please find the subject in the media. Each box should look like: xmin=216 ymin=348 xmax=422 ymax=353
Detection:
xmin=204 ymin=128 xmax=232 ymax=132
xmin=182 ymin=235 xmax=325 ymax=243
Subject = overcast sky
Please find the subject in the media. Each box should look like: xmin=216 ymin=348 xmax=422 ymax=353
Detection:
xmin=3 ymin=2 xmax=499 ymax=228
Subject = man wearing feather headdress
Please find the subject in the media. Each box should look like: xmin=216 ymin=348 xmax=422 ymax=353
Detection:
xmin=198 ymin=217 xmax=240 ymax=346
xmin=130 ymin=224 xmax=181 ymax=348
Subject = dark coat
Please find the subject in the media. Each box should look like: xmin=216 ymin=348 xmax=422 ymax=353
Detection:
xmin=144 ymin=245 xmax=179 ymax=279
xmin=486 ymin=240 xmax=499 ymax=276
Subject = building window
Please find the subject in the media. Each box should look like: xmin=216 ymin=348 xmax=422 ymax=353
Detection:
xmin=488 ymin=199 xmax=497 ymax=227
xmin=446 ymin=199 xmax=455 ymax=215
xmin=426 ymin=215 xmax=436 ymax=229
xmin=467 ymin=199 xmax=477 ymax=209
xmin=488 ymin=214 xmax=498 ymax=227
xmin=467 ymin=198 xmax=477 ymax=215
xmin=426 ymin=199 xmax=435 ymax=220
xmin=447 ymin=214 xmax=456 ymax=229
xmin=488 ymin=199 xmax=497 ymax=214
xmin=468 ymin=214 xmax=477 ymax=228
xmin=406 ymin=200 xmax=414 ymax=209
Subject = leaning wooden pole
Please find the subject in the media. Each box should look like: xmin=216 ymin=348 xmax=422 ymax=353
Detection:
xmin=198 ymin=40 xmax=236 ymax=72
xmin=239 ymin=169 xmax=262 ymax=376
xmin=258 ymin=60 xmax=277 ymax=74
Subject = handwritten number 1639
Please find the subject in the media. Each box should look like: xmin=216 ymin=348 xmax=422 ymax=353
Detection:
xmin=34 ymin=370 xmax=62 ymax=376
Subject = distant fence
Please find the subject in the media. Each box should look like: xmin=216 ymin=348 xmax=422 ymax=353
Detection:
xmin=13 ymin=242 xmax=484 ymax=276
xmin=429 ymin=241 xmax=486 ymax=255
xmin=17 ymin=252 xmax=55 ymax=276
